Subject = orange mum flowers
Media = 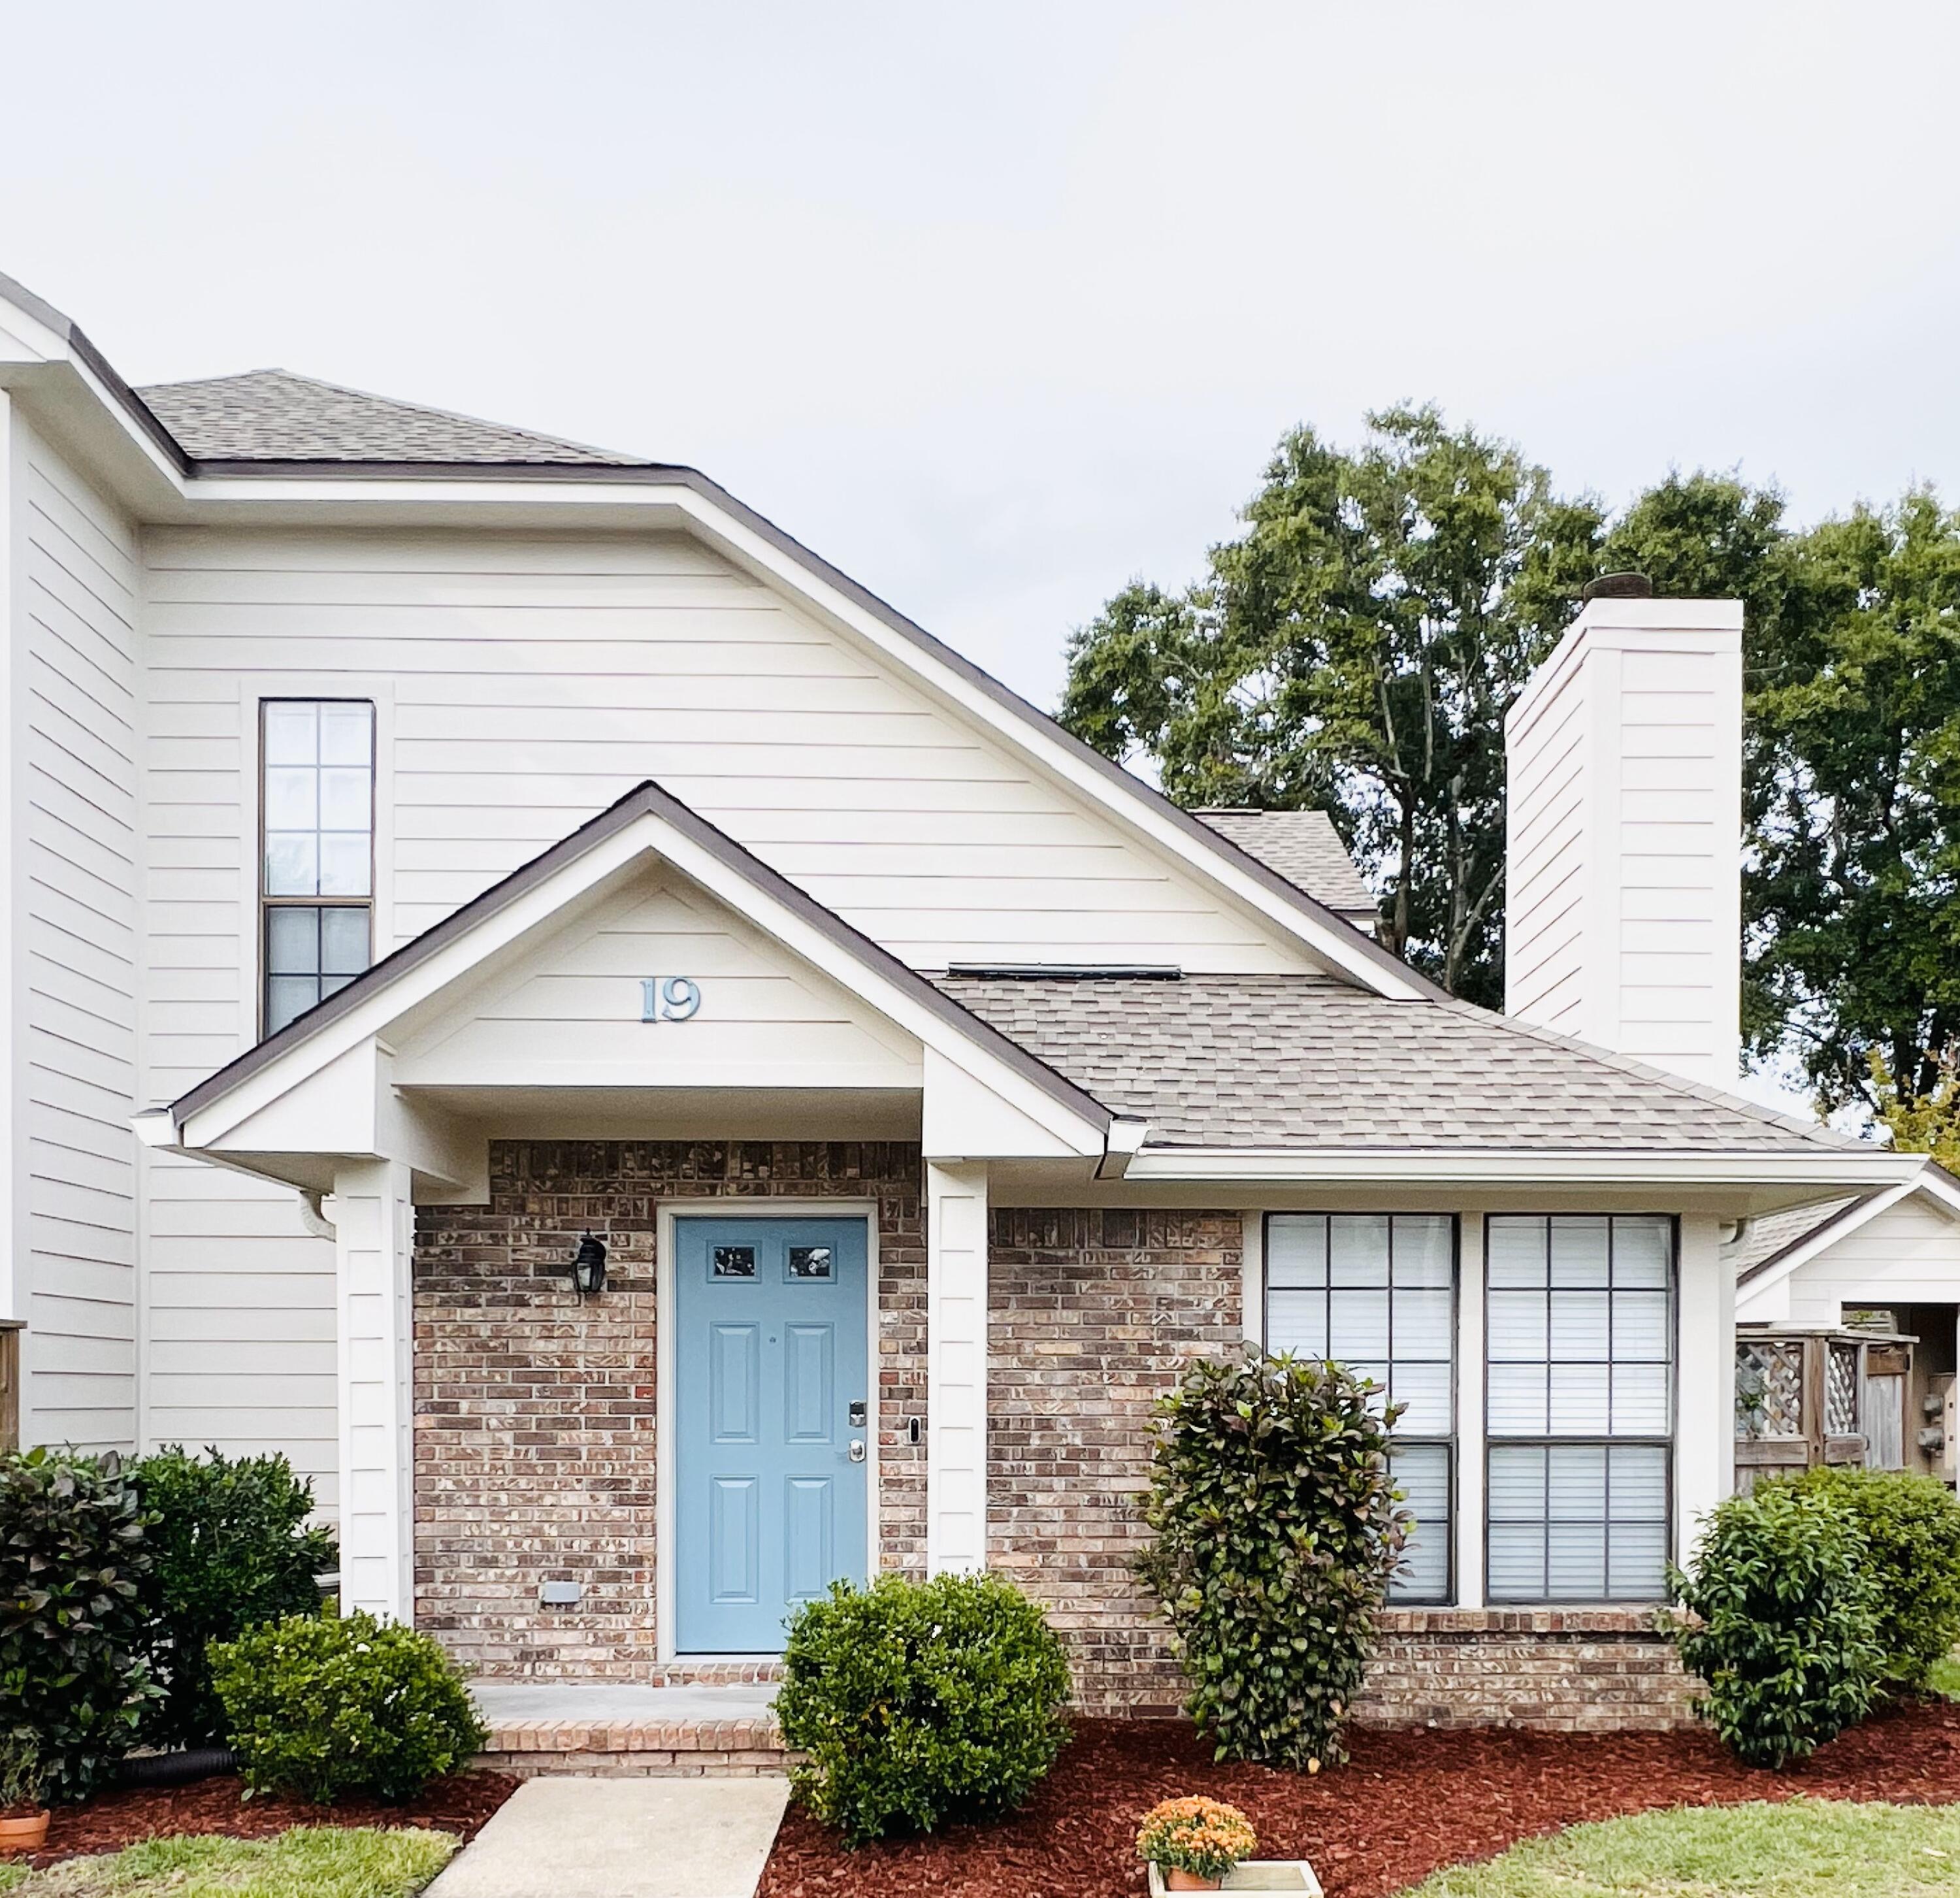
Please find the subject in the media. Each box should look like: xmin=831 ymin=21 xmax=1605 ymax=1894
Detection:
xmin=1136 ymin=1796 xmax=1259 ymax=1884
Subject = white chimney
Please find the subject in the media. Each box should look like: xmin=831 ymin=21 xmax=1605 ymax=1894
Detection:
xmin=1504 ymin=594 xmax=1744 ymax=1090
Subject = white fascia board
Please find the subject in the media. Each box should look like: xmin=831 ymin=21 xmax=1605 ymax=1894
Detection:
xmin=1122 ymin=1147 xmax=1925 ymax=1188
xmin=178 ymin=810 xmax=1107 ymax=1162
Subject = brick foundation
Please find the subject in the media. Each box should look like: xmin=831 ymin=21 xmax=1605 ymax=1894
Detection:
xmin=1356 ymin=1610 xmax=1695 ymax=1730
xmin=413 ymin=1140 xmax=924 ymax=1678
xmin=987 ymin=1207 xmax=1245 ymax=1714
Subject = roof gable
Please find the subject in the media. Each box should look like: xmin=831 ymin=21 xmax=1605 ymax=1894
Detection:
xmin=168 ymin=779 xmax=1114 ymax=1158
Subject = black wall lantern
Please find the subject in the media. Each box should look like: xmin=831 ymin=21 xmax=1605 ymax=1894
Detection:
xmin=570 ymin=1231 xmax=608 ymax=1300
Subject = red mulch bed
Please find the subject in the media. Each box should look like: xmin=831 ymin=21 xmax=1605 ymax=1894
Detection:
xmin=13 ymin=1770 xmax=518 ymax=1871
xmin=759 ymin=1701 xmax=1960 ymax=1898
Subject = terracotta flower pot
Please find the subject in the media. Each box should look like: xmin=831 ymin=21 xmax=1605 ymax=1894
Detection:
xmin=1165 ymin=1872 xmax=1223 ymax=1892
xmin=0 ymin=1808 xmax=50 ymax=1853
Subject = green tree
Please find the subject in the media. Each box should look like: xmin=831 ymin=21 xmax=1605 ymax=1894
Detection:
xmin=1060 ymin=406 xmax=1602 ymax=1002
xmin=1742 ymin=492 xmax=1960 ymax=1109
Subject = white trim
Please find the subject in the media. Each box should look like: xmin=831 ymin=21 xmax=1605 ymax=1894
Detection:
xmin=1454 ymin=1211 xmax=1486 ymax=1609
xmin=925 ymin=1162 xmax=990 ymax=1575
xmin=653 ymin=1198 xmax=880 ymax=1663
xmin=1239 ymin=1212 xmax=1264 ymax=1350
xmin=1122 ymin=1149 xmax=1918 ymax=1188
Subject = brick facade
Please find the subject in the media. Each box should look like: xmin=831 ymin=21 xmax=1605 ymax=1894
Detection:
xmin=1357 ymin=1610 xmax=1695 ymax=1730
xmin=413 ymin=1140 xmax=924 ymax=1678
xmin=987 ymin=1207 xmax=1245 ymax=1714
xmin=416 ymin=1167 xmax=1692 ymax=1730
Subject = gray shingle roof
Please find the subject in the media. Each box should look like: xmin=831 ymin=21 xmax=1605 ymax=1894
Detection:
xmin=1192 ymin=809 xmax=1377 ymax=915
xmin=936 ymin=973 xmax=1861 ymax=1153
xmin=135 ymin=370 xmax=650 ymax=466
xmin=1729 ymin=1196 xmax=1868 ymax=1283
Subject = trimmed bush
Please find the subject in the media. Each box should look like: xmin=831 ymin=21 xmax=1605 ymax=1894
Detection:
xmin=132 ymin=1447 xmax=337 ymax=1747
xmin=775 ymin=1571 xmax=1072 ymax=1845
xmin=0 ymin=1447 xmax=160 ymax=1802
xmin=1137 ymin=1347 xmax=1407 ymax=1771
xmin=210 ymin=1611 xmax=486 ymax=1803
xmin=1668 ymin=1482 xmax=1884 ymax=1767
xmin=1786 ymin=1465 xmax=1960 ymax=1687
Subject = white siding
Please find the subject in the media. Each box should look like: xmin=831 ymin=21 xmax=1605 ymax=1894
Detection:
xmin=395 ymin=868 xmax=923 ymax=1088
xmin=1750 ymin=1194 xmax=1960 ymax=1326
xmin=1504 ymin=599 xmax=1743 ymax=1090
xmin=140 ymin=528 xmax=1314 ymax=977
xmin=15 ymin=419 xmax=139 ymax=1449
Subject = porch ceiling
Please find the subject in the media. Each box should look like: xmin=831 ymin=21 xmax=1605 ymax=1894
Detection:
xmin=402 ymin=1082 xmax=922 ymax=1143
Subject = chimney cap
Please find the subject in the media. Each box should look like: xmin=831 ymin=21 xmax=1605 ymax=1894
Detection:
xmin=1582 ymin=572 xmax=1654 ymax=602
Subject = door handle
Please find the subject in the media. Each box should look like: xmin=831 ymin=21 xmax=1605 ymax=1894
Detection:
xmin=848 ymin=1439 xmax=866 ymax=1464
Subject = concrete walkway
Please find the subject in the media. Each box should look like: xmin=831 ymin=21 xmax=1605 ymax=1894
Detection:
xmin=424 ymin=1776 xmax=790 ymax=1898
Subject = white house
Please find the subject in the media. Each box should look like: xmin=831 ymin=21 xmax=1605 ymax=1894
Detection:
xmin=0 ymin=269 xmax=1919 ymax=1735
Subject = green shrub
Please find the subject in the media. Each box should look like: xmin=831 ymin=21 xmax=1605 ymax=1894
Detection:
xmin=210 ymin=1611 xmax=486 ymax=1803
xmin=0 ymin=1447 xmax=161 ymax=1801
xmin=1668 ymin=1482 xmax=1884 ymax=1766
xmin=133 ymin=1447 xmax=337 ymax=1747
xmin=1786 ymin=1465 xmax=1960 ymax=1687
xmin=1137 ymin=1347 xmax=1407 ymax=1771
xmin=775 ymin=1571 xmax=1072 ymax=1845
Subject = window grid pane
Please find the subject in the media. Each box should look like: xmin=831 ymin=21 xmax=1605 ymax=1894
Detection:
xmin=1485 ymin=1216 xmax=1674 ymax=1605
xmin=1267 ymin=1213 xmax=1456 ymax=1603
xmin=262 ymin=701 xmax=374 ymax=1039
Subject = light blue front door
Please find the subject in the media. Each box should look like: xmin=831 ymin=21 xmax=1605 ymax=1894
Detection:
xmin=674 ymin=1216 xmax=870 ymax=1653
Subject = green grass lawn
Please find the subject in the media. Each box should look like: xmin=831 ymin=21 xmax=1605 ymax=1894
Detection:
xmin=1926 ymin=1655 xmax=1960 ymax=1699
xmin=0 ymin=1827 xmax=455 ymax=1898
xmin=1404 ymin=1800 xmax=1960 ymax=1898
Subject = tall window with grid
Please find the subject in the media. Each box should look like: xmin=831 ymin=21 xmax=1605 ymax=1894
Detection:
xmin=1265 ymin=1213 xmax=1455 ymax=1602
xmin=1484 ymin=1214 xmax=1674 ymax=1603
xmin=261 ymin=700 xmax=374 ymax=1036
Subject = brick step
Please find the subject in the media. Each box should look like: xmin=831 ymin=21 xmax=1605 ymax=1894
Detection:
xmin=470 ymin=1682 xmax=788 ymax=1778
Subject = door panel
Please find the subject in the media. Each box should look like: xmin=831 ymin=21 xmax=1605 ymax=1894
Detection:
xmin=676 ymin=1216 xmax=870 ymax=1652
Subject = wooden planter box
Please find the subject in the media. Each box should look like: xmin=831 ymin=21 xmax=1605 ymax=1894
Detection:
xmin=1147 ymin=1863 xmax=1322 ymax=1895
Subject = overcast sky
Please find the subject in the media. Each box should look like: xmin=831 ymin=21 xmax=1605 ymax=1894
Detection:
xmin=3 ymin=1 xmax=1957 ymax=713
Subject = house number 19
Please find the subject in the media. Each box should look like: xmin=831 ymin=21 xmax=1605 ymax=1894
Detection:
xmin=642 ymin=977 xmax=700 ymax=1023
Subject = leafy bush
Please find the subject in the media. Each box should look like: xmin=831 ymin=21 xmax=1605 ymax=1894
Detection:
xmin=210 ymin=1611 xmax=486 ymax=1803
xmin=132 ymin=1447 xmax=336 ymax=1747
xmin=1786 ymin=1465 xmax=1960 ymax=1687
xmin=775 ymin=1571 xmax=1072 ymax=1845
xmin=0 ymin=1447 xmax=160 ymax=1801
xmin=1136 ymin=1796 xmax=1258 ymax=1882
xmin=1137 ymin=1347 xmax=1407 ymax=1771
xmin=1668 ymin=1482 xmax=1884 ymax=1766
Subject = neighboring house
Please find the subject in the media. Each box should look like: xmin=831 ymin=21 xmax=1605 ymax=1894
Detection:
xmin=0 ymin=271 xmax=1915 ymax=1731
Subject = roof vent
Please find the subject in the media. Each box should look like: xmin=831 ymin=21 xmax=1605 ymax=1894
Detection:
xmin=943 ymin=962 xmax=1183 ymax=981
xmin=1580 ymin=572 xmax=1654 ymax=601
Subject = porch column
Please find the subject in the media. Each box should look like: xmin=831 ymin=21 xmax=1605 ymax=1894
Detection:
xmin=331 ymin=1158 xmax=416 ymax=1621
xmin=926 ymin=1161 xmax=989 ymax=1575
xmin=1675 ymin=1213 xmax=1734 ymax=1563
